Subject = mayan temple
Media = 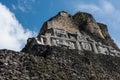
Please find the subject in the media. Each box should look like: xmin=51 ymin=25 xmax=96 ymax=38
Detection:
xmin=1 ymin=11 xmax=120 ymax=80
xmin=24 ymin=11 xmax=120 ymax=57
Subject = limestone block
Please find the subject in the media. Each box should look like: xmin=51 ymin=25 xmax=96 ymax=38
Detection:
xmin=76 ymin=41 xmax=82 ymax=50
xmin=78 ymin=36 xmax=87 ymax=42
xmin=54 ymin=28 xmax=67 ymax=38
xmin=54 ymin=39 xmax=70 ymax=48
xmin=51 ymin=38 xmax=57 ymax=46
xmin=56 ymin=39 xmax=60 ymax=44
xmin=35 ymin=38 xmax=42 ymax=45
xmin=107 ymin=47 xmax=120 ymax=56
xmin=108 ymin=47 xmax=117 ymax=53
xmin=110 ymin=53 xmax=115 ymax=56
xmin=40 ymin=37 xmax=44 ymax=45
xmin=69 ymin=35 xmax=76 ymax=40
xmin=116 ymin=51 xmax=120 ymax=57
xmin=63 ymin=40 xmax=68 ymax=46
xmin=68 ymin=41 xmax=76 ymax=49
xmin=81 ymin=42 xmax=92 ymax=51
xmin=46 ymin=37 xmax=51 ymax=46
xmin=91 ymin=43 xmax=98 ymax=53
xmin=42 ymin=37 xmax=48 ymax=45
xmin=98 ymin=46 xmax=109 ymax=55
xmin=76 ymin=32 xmax=82 ymax=37
xmin=59 ymin=11 xmax=69 ymax=17
xmin=56 ymin=39 xmax=63 ymax=44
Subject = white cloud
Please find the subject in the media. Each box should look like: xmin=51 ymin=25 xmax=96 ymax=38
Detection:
xmin=0 ymin=3 xmax=35 ymax=51
xmin=17 ymin=0 xmax=36 ymax=12
xmin=12 ymin=4 xmax=16 ymax=10
xmin=75 ymin=0 xmax=120 ymax=48
xmin=78 ymin=4 xmax=101 ymax=12
xmin=99 ymin=0 xmax=115 ymax=13
xmin=18 ymin=6 xmax=26 ymax=12
xmin=77 ymin=0 xmax=115 ymax=14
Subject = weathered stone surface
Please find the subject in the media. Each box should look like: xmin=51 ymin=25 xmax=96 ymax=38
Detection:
xmin=98 ymin=23 xmax=119 ymax=49
xmin=36 ymin=11 xmax=119 ymax=55
xmin=39 ymin=11 xmax=79 ymax=35
xmin=73 ymin=12 xmax=105 ymax=39
xmin=1 ymin=45 xmax=120 ymax=80
xmin=35 ymin=25 xmax=120 ymax=57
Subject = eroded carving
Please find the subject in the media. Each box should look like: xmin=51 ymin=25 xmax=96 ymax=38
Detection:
xmin=36 ymin=28 xmax=120 ymax=57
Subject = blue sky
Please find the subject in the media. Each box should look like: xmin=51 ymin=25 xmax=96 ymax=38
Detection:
xmin=0 ymin=0 xmax=119 ymax=51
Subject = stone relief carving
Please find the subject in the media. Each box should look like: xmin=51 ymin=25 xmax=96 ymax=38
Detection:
xmin=36 ymin=28 xmax=120 ymax=57
xmin=81 ymin=42 xmax=92 ymax=51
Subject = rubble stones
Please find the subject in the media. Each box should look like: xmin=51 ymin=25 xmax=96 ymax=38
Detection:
xmin=1 ymin=46 xmax=120 ymax=79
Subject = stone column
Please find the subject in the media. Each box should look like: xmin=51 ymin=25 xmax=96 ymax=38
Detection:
xmin=92 ymin=43 xmax=98 ymax=54
xmin=53 ymin=28 xmax=57 ymax=37
xmin=46 ymin=36 xmax=51 ymax=46
xmin=45 ymin=33 xmax=51 ymax=46
xmin=65 ymin=32 xmax=69 ymax=38
xmin=41 ymin=37 xmax=44 ymax=45
xmin=76 ymin=41 xmax=82 ymax=50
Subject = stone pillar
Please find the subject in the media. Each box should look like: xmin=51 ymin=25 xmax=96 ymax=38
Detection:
xmin=65 ymin=32 xmax=69 ymax=38
xmin=76 ymin=41 xmax=82 ymax=50
xmin=53 ymin=28 xmax=57 ymax=37
xmin=81 ymin=42 xmax=92 ymax=51
xmin=45 ymin=33 xmax=51 ymax=46
xmin=46 ymin=36 xmax=51 ymax=46
xmin=41 ymin=37 xmax=44 ymax=45
xmin=92 ymin=43 xmax=98 ymax=54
